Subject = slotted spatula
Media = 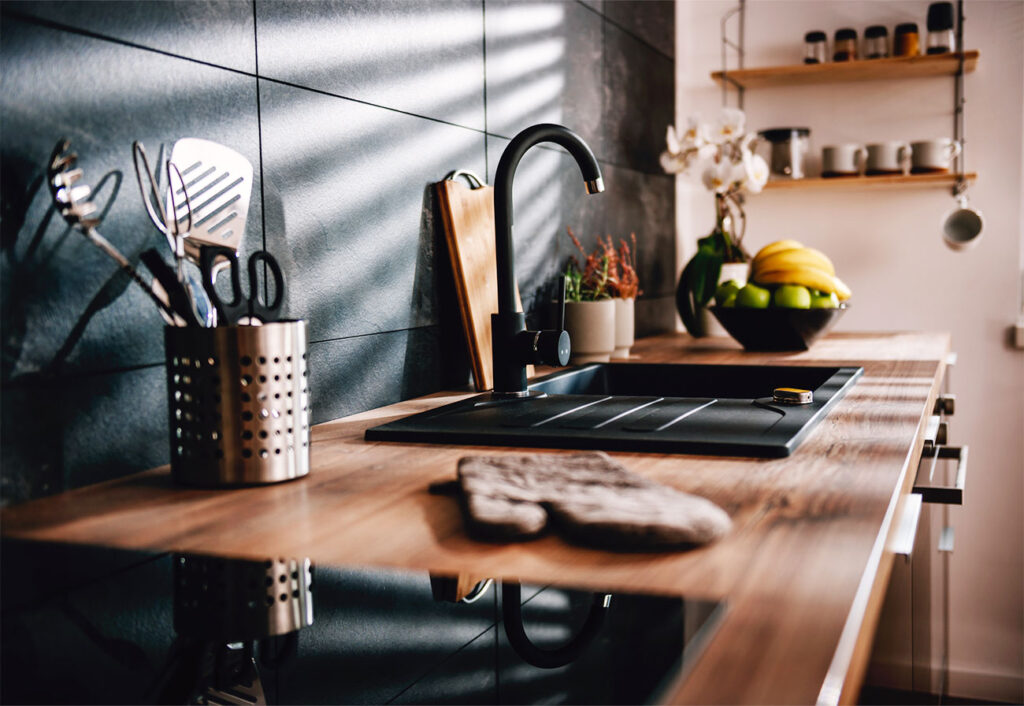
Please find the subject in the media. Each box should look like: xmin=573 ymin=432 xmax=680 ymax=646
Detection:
xmin=166 ymin=138 xmax=254 ymax=263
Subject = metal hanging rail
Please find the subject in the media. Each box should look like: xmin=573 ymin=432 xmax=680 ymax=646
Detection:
xmin=720 ymin=0 xmax=746 ymax=109
xmin=953 ymin=0 xmax=967 ymax=197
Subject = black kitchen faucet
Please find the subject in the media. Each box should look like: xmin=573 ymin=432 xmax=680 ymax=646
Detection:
xmin=491 ymin=124 xmax=605 ymax=397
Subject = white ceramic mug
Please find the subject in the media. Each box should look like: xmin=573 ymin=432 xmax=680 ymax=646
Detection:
xmin=911 ymin=139 xmax=962 ymax=173
xmin=866 ymin=141 xmax=911 ymax=175
xmin=942 ymin=195 xmax=984 ymax=251
xmin=822 ymin=144 xmax=867 ymax=176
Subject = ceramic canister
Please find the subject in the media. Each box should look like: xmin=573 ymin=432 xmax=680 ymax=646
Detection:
xmin=911 ymin=138 xmax=962 ymax=173
xmin=564 ymin=299 xmax=616 ymax=364
xmin=822 ymin=144 xmax=867 ymax=176
xmin=866 ymin=141 xmax=911 ymax=175
xmin=612 ymin=298 xmax=635 ymax=358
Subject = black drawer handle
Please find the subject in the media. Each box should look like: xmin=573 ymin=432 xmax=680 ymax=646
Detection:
xmin=914 ymin=445 xmax=968 ymax=505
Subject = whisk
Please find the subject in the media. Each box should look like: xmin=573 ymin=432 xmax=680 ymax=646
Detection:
xmin=48 ymin=138 xmax=183 ymax=324
xmin=47 ymin=138 xmax=185 ymax=325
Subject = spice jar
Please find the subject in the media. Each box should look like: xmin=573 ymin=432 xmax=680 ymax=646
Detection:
xmin=894 ymin=23 xmax=921 ymax=57
xmin=833 ymin=28 xmax=858 ymax=61
xmin=927 ymin=2 xmax=956 ymax=54
xmin=804 ymin=31 xmax=828 ymax=64
xmin=864 ymin=25 xmax=890 ymax=59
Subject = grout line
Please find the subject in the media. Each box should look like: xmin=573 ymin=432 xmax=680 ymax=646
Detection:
xmin=252 ymin=0 xmax=269 ymax=302
xmin=257 ymin=75 xmax=488 ymax=135
xmin=1 ymin=9 xmax=258 ymax=77
xmin=2 ymin=361 xmax=166 ymax=388
xmin=308 ymin=324 xmax=440 ymax=347
xmin=385 ymin=623 xmax=498 ymax=705
xmin=483 ymin=130 xmax=666 ymax=176
xmin=481 ymin=0 xmax=490 ymax=179
xmin=0 ymin=550 xmax=171 ymax=616
xmin=576 ymin=0 xmax=674 ymax=62
xmin=1 ymin=10 xmax=490 ymax=138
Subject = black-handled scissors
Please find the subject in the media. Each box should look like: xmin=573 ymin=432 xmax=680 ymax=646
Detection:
xmin=200 ymin=245 xmax=284 ymax=325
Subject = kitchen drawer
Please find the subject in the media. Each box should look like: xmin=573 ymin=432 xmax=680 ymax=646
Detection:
xmin=866 ymin=351 xmax=962 ymax=697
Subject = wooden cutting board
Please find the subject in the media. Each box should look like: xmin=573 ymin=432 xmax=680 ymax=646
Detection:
xmin=436 ymin=176 xmax=531 ymax=391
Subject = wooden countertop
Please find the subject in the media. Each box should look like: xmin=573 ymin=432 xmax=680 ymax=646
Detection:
xmin=0 ymin=331 xmax=950 ymax=704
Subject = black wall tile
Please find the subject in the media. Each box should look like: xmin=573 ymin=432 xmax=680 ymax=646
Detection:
xmin=307 ymin=327 xmax=448 ymax=425
xmin=256 ymin=0 xmax=486 ymax=131
xmin=391 ymin=628 xmax=498 ymax=705
xmin=1 ymin=364 xmax=168 ymax=504
xmin=484 ymin=0 xmax=605 ymax=160
xmin=259 ymin=80 xmax=486 ymax=342
xmin=600 ymin=164 xmax=677 ymax=298
xmin=277 ymin=566 xmax=496 ymax=705
xmin=602 ymin=22 xmax=674 ymax=174
xmin=3 ymin=1 xmax=257 ymax=72
xmin=0 ymin=550 xmax=174 ymax=704
xmin=0 ymin=17 xmax=262 ymax=377
xmin=603 ymin=0 xmax=675 ymax=58
xmin=636 ymin=295 xmax=678 ymax=338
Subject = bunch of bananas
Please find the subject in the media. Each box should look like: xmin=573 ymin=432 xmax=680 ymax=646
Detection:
xmin=750 ymin=240 xmax=852 ymax=301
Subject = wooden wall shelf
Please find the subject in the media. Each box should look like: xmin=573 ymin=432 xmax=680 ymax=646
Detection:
xmin=761 ymin=172 xmax=976 ymax=191
xmin=712 ymin=51 xmax=979 ymax=89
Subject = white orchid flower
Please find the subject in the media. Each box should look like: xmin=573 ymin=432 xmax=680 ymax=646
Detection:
xmin=714 ymin=108 xmax=746 ymax=142
xmin=660 ymin=150 xmax=688 ymax=174
xmin=697 ymin=142 xmax=718 ymax=161
xmin=702 ymin=160 xmax=734 ymax=193
xmin=681 ymin=115 xmax=707 ymax=147
xmin=743 ymin=153 xmax=770 ymax=193
xmin=665 ymin=124 xmax=681 ymax=155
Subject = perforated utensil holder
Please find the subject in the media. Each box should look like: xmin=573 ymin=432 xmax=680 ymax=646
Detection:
xmin=165 ymin=321 xmax=310 ymax=486
xmin=173 ymin=553 xmax=314 ymax=641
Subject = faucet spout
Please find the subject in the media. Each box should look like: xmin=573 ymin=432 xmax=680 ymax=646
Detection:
xmin=491 ymin=124 xmax=604 ymax=396
xmin=494 ymin=124 xmax=604 ymax=317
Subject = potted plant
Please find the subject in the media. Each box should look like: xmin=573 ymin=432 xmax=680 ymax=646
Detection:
xmin=660 ymin=108 xmax=769 ymax=337
xmin=563 ymin=228 xmax=642 ymax=363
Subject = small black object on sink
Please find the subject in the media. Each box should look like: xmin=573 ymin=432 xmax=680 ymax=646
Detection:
xmin=365 ymin=363 xmax=862 ymax=457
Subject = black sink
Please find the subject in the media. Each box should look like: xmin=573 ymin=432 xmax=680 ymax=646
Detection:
xmin=365 ymin=363 xmax=862 ymax=457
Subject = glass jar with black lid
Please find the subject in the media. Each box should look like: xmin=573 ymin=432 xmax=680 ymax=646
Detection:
xmin=927 ymin=2 xmax=956 ymax=54
xmin=894 ymin=23 xmax=921 ymax=56
xmin=804 ymin=31 xmax=828 ymax=64
xmin=833 ymin=28 xmax=858 ymax=61
xmin=864 ymin=25 xmax=890 ymax=59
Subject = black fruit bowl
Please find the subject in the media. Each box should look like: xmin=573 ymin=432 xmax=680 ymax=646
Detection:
xmin=709 ymin=305 xmax=848 ymax=351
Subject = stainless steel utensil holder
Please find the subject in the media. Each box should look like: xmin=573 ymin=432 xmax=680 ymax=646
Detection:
xmin=173 ymin=554 xmax=314 ymax=641
xmin=165 ymin=321 xmax=310 ymax=486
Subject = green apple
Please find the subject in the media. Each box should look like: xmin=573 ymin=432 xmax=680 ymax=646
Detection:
xmin=735 ymin=283 xmax=772 ymax=309
xmin=773 ymin=284 xmax=811 ymax=309
xmin=715 ymin=279 xmax=741 ymax=307
xmin=809 ymin=290 xmax=839 ymax=309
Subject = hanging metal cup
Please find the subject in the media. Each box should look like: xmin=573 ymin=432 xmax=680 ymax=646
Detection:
xmin=942 ymin=195 xmax=984 ymax=251
xmin=165 ymin=321 xmax=311 ymax=486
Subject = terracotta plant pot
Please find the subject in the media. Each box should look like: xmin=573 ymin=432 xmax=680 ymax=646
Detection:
xmin=613 ymin=298 xmax=635 ymax=358
xmin=564 ymin=299 xmax=615 ymax=364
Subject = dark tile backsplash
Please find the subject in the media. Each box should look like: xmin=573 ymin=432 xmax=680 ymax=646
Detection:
xmin=1 ymin=1 xmax=675 ymax=506
xmin=5 ymin=0 xmax=257 ymax=72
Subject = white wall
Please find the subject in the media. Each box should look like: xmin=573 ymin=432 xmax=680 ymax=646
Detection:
xmin=675 ymin=1 xmax=1023 ymax=701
